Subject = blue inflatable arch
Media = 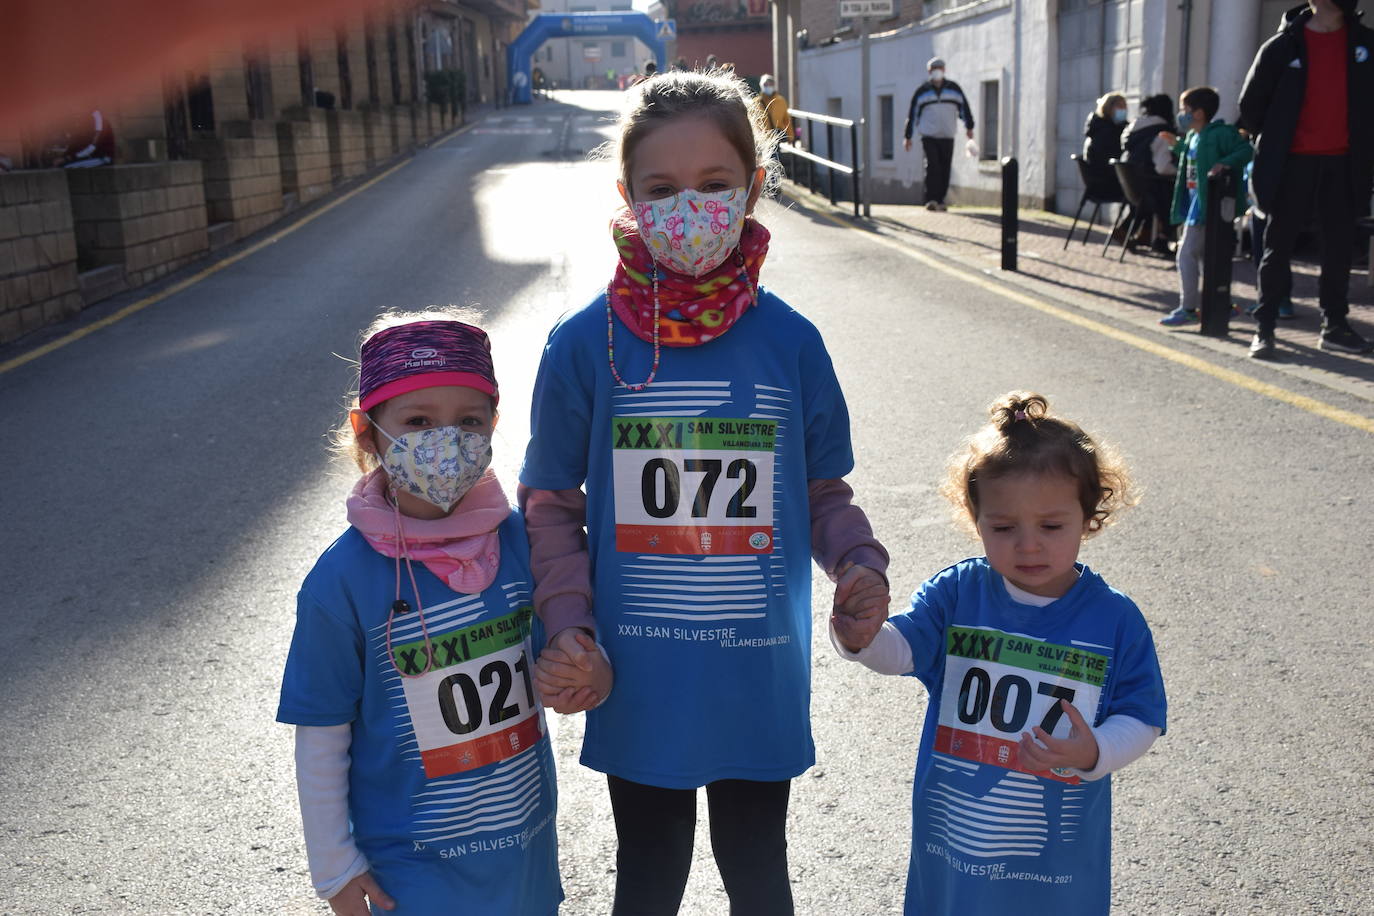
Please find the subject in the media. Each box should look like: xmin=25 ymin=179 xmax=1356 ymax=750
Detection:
xmin=507 ymin=12 xmax=667 ymax=104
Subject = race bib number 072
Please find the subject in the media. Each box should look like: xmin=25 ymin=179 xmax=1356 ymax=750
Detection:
xmin=393 ymin=606 xmax=544 ymax=779
xmin=612 ymin=416 xmax=776 ymax=555
xmin=934 ymin=626 xmax=1108 ymax=784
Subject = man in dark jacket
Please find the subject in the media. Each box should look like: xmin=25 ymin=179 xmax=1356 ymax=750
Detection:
xmin=903 ymin=57 xmax=975 ymax=211
xmin=1238 ymin=0 xmax=1374 ymax=359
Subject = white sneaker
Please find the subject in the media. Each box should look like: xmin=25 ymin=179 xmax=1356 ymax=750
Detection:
xmin=925 ymin=201 xmax=939 ymax=211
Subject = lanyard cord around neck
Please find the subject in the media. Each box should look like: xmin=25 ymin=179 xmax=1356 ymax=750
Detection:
xmin=384 ymin=486 xmax=435 ymax=678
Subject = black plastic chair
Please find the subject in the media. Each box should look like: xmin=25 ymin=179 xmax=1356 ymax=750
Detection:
xmin=1104 ymin=159 xmax=1150 ymax=262
xmin=1063 ymin=154 xmax=1125 ymax=249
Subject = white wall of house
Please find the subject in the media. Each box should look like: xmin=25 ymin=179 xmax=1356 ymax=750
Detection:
xmin=797 ymin=0 xmax=1054 ymax=207
xmin=796 ymin=0 xmax=1278 ymax=213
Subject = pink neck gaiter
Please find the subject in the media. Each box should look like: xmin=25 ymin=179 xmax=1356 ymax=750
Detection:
xmin=346 ymin=468 xmax=510 ymax=595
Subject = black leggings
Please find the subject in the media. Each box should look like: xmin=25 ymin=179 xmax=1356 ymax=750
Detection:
xmin=607 ymin=775 xmax=794 ymax=916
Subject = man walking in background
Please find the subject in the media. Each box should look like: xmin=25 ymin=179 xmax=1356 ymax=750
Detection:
xmin=903 ymin=56 xmax=974 ymax=211
xmin=1239 ymin=0 xmax=1374 ymax=359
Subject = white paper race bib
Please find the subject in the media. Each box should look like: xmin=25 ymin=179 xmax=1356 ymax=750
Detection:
xmin=611 ymin=416 xmax=776 ymax=554
xmin=934 ymin=627 xmax=1106 ymax=784
xmin=392 ymin=606 xmax=545 ymax=778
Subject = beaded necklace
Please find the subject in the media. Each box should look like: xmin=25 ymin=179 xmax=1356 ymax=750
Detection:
xmin=606 ymin=249 xmax=758 ymax=390
xmin=607 ymin=264 xmax=662 ymax=391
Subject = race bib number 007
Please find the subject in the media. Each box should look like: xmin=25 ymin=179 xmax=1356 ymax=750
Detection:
xmin=612 ymin=416 xmax=776 ymax=555
xmin=934 ymin=627 xmax=1107 ymax=784
xmin=393 ymin=606 xmax=544 ymax=779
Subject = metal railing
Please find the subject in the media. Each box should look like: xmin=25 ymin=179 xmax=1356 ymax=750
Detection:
xmin=779 ymin=109 xmax=861 ymax=218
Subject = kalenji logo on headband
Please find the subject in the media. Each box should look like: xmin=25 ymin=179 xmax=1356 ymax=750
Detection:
xmin=404 ymin=347 xmax=447 ymax=369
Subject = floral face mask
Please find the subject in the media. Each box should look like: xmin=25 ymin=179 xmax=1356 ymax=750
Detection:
xmin=631 ymin=179 xmax=753 ymax=278
xmin=373 ymin=423 xmax=492 ymax=513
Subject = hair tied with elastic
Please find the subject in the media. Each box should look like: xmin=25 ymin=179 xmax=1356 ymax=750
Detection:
xmin=1014 ymin=410 xmax=1027 ymax=421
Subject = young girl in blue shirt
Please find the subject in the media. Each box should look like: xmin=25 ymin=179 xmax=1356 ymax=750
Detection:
xmin=520 ymin=69 xmax=890 ymax=914
xmin=833 ymin=391 xmax=1167 ymax=915
xmin=278 ymin=311 xmax=562 ymax=915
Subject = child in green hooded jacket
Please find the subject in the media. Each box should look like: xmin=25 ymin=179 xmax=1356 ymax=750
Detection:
xmin=1159 ymin=86 xmax=1252 ymax=327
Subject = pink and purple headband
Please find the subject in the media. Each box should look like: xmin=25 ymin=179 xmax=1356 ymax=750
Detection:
xmin=359 ymin=320 xmax=498 ymax=411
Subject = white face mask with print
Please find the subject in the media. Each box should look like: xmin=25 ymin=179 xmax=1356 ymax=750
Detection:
xmin=631 ymin=178 xmax=753 ymax=278
xmin=373 ymin=423 xmax=492 ymax=513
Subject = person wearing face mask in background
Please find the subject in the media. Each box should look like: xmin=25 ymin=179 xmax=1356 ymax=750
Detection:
xmin=1081 ymin=92 xmax=1128 ymax=239
xmin=520 ymin=69 xmax=890 ymax=915
xmin=1159 ymin=86 xmax=1252 ymax=327
xmin=903 ymin=56 xmax=975 ymax=211
xmin=754 ymin=73 xmax=794 ymax=182
xmin=1239 ymin=0 xmax=1374 ymax=360
xmin=278 ymin=311 xmax=599 ymax=916
xmin=1082 ymin=92 xmax=1127 ymax=178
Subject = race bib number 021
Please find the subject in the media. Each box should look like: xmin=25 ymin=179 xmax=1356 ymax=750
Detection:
xmin=612 ymin=416 xmax=776 ymax=555
xmin=392 ymin=606 xmax=544 ymax=779
xmin=934 ymin=627 xmax=1107 ymax=784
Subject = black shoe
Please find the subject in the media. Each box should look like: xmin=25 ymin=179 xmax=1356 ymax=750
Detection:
xmin=1248 ymin=332 xmax=1278 ymax=360
xmin=1319 ymin=322 xmax=1374 ymax=354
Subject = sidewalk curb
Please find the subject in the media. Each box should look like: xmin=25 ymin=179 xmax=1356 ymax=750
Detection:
xmin=777 ymin=187 xmax=1374 ymax=413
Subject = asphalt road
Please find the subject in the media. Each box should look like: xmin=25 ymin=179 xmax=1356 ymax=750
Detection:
xmin=1 ymin=90 xmax=1371 ymax=915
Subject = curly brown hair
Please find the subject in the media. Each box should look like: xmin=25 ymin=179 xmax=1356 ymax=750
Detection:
xmin=940 ymin=391 xmax=1137 ymax=538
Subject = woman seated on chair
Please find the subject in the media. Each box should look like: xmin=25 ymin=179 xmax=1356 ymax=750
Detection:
xmin=1121 ymin=93 xmax=1179 ymax=250
xmin=1082 ymin=92 xmax=1127 ymax=197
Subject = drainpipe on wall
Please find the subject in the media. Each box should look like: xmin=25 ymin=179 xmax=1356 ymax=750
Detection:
xmin=415 ymin=16 xmax=427 ymax=104
xmin=1178 ymin=0 xmax=1193 ymax=94
xmin=1010 ymin=0 xmax=1020 ymax=161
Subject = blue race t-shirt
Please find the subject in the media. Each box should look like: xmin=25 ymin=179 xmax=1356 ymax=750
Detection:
xmin=277 ymin=511 xmax=562 ymax=916
xmin=1184 ymin=132 xmax=1202 ymax=226
xmin=888 ymin=558 xmax=1167 ymax=915
xmin=520 ymin=289 xmax=854 ymax=788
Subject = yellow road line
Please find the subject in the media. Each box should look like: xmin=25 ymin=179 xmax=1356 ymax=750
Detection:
xmin=0 ymin=118 xmax=479 ymax=377
xmin=796 ymin=198 xmax=1374 ymax=435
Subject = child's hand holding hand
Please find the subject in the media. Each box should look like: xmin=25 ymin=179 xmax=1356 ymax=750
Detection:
xmin=1018 ymin=699 xmax=1099 ymax=773
xmin=830 ymin=564 xmax=890 ymax=653
xmin=328 ymin=872 xmax=394 ymax=915
xmin=534 ymin=628 xmax=613 ymax=714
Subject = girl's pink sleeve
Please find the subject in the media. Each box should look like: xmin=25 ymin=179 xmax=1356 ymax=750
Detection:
xmin=519 ymin=484 xmax=598 ymax=638
xmin=808 ymin=478 xmax=889 ymax=581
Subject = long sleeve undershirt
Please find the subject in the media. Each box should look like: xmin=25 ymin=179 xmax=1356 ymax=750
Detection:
xmin=830 ymin=574 xmax=1160 ymax=780
xmin=520 ymin=478 xmax=889 ymax=639
xmin=294 ymin=724 xmax=369 ymax=899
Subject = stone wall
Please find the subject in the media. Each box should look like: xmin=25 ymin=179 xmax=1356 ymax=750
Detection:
xmin=327 ymin=110 xmax=369 ymax=183
xmin=0 ymin=171 xmax=81 ymax=344
xmin=67 ymin=162 xmax=209 ymax=288
xmin=191 ymin=120 xmax=284 ymax=240
xmin=277 ymin=108 xmax=333 ymax=206
xmin=361 ymin=107 xmax=395 ymax=168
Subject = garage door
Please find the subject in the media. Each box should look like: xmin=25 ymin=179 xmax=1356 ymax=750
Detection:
xmin=1054 ymin=0 xmax=1144 ymax=214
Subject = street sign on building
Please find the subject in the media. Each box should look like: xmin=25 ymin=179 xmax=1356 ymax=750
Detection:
xmin=656 ymin=18 xmax=677 ymax=41
xmin=584 ymin=43 xmax=602 ymax=61
xmin=840 ymin=0 xmax=894 ymax=16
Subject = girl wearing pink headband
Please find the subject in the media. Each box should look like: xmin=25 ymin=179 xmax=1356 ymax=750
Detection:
xmin=277 ymin=309 xmax=587 ymax=916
